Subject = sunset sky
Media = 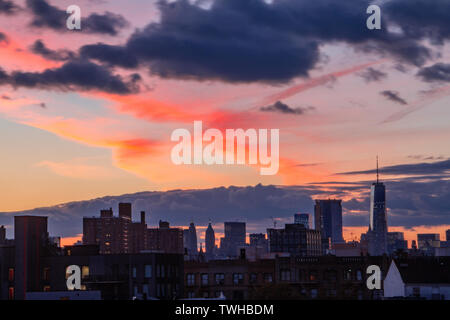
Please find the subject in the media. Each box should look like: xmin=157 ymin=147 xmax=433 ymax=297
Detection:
xmin=0 ymin=0 xmax=449 ymax=244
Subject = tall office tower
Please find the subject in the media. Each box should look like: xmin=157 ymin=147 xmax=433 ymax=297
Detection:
xmin=205 ymin=222 xmax=215 ymax=258
xmin=368 ymin=158 xmax=388 ymax=256
xmin=294 ymin=213 xmax=311 ymax=228
xmin=183 ymin=229 xmax=190 ymax=252
xmin=220 ymin=222 xmax=246 ymax=257
xmin=0 ymin=225 xmax=5 ymax=244
xmin=14 ymin=216 xmax=48 ymax=300
xmin=187 ymin=222 xmax=198 ymax=256
xmin=314 ymin=200 xmax=344 ymax=247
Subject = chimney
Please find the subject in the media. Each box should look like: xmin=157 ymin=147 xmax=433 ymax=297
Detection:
xmin=140 ymin=211 xmax=146 ymax=224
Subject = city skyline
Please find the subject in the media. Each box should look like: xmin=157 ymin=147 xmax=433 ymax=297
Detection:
xmin=1 ymin=1 xmax=450 ymax=248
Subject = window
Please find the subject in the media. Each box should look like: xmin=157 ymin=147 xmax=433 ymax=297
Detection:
xmin=309 ymin=270 xmax=318 ymax=281
xmin=215 ymin=273 xmax=225 ymax=285
xmin=187 ymin=273 xmax=195 ymax=286
xmin=143 ymin=284 xmax=149 ymax=297
xmin=132 ymin=266 xmax=137 ymax=278
xmin=188 ymin=291 xmax=195 ymax=298
xmin=8 ymin=268 xmax=14 ymax=282
xmin=233 ymin=273 xmax=244 ymax=285
xmin=156 ymin=265 xmax=161 ymax=278
xmin=145 ymin=265 xmax=152 ymax=278
xmin=413 ymin=287 xmax=421 ymax=297
xmin=344 ymin=268 xmax=352 ymax=281
xmin=161 ymin=265 xmax=165 ymax=278
xmin=43 ymin=267 xmax=50 ymax=281
xmin=325 ymin=270 xmax=337 ymax=282
xmin=43 ymin=286 xmax=51 ymax=292
xmin=356 ymin=270 xmax=362 ymax=281
xmin=201 ymin=273 xmax=209 ymax=286
xmin=281 ymin=269 xmax=291 ymax=281
xmin=249 ymin=273 xmax=257 ymax=284
xmin=264 ymin=273 xmax=273 ymax=283
xmin=310 ymin=289 xmax=318 ymax=299
xmin=82 ymin=266 xmax=89 ymax=279
xmin=8 ymin=287 xmax=14 ymax=300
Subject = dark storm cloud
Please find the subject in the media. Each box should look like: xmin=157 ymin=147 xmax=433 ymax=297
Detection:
xmin=1 ymin=177 xmax=449 ymax=238
xmin=0 ymin=184 xmax=317 ymax=238
xmin=383 ymin=0 xmax=450 ymax=44
xmin=340 ymin=159 xmax=450 ymax=176
xmin=0 ymin=60 xmax=140 ymax=94
xmin=75 ymin=0 xmax=450 ymax=83
xmin=0 ymin=0 xmax=19 ymax=15
xmin=380 ymin=90 xmax=408 ymax=105
xmin=417 ymin=63 xmax=450 ymax=83
xmin=80 ymin=43 xmax=139 ymax=68
xmin=260 ymin=101 xmax=314 ymax=115
xmin=30 ymin=39 xmax=74 ymax=61
xmin=27 ymin=0 xmax=128 ymax=35
xmin=358 ymin=67 xmax=387 ymax=83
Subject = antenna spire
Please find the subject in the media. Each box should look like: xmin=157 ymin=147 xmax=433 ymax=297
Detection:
xmin=376 ymin=155 xmax=379 ymax=183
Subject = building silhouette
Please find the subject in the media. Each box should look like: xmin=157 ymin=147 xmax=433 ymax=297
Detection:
xmin=368 ymin=158 xmax=388 ymax=256
xmin=387 ymin=232 xmax=408 ymax=255
xmin=205 ymin=222 xmax=215 ymax=259
xmin=314 ymin=199 xmax=344 ymax=249
xmin=267 ymin=224 xmax=322 ymax=256
xmin=147 ymin=221 xmax=184 ymax=254
xmin=14 ymin=216 xmax=48 ymax=300
xmin=0 ymin=225 xmax=5 ymax=245
xmin=220 ymin=222 xmax=246 ymax=257
xmin=83 ymin=204 xmax=145 ymax=254
xmin=294 ymin=213 xmax=311 ymax=228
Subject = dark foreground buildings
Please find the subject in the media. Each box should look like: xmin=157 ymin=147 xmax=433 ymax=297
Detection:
xmin=184 ymin=254 xmax=389 ymax=300
xmin=0 ymin=215 xmax=184 ymax=300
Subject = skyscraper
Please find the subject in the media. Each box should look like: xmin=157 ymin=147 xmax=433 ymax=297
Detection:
xmin=205 ymin=222 xmax=215 ymax=259
xmin=294 ymin=213 xmax=311 ymax=228
xmin=186 ymin=222 xmax=198 ymax=256
xmin=368 ymin=157 xmax=388 ymax=256
xmin=314 ymin=199 xmax=344 ymax=246
xmin=220 ymin=222 xmax=246 ymax=257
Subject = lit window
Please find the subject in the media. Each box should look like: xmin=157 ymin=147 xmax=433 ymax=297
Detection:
xmin=8 ymin=287 xmax=14 ymax=300
xmin=8 ymin=268 xmax=14 ymax=282
xmin=82 ymin=266 xmax=89 ymax=279
xmin=132 ymin=267 xmax=137 ymax=278
xmin=43 ymin=267 xmax=50 ymax=281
